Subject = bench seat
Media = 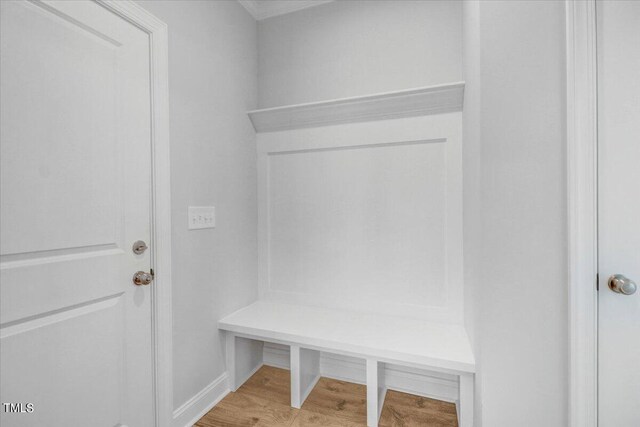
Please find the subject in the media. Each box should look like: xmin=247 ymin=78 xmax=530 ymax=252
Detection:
xmin=218 ymin=301 xmax=475 ymax=427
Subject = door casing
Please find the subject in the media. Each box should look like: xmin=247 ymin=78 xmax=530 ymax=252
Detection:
xmin=567 ymin=1 xmax=598 ymax=426
xmin=93 ymin=1 xmax=173 ymax=426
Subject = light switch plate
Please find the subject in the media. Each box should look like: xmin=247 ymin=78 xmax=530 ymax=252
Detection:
xmin=188 ymin=206 xmax=215 ymax=230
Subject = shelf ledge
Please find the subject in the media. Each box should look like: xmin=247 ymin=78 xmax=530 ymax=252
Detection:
xmin=248 ymin=81 xmax=465 ymax=133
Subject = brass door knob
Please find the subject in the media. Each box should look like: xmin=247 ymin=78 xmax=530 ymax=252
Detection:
xmin=133 ymin=270 xmax=154 ymax=286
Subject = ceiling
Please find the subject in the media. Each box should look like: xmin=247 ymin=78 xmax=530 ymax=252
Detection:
xmin=238 ymin=0 xmax=335 ymax=21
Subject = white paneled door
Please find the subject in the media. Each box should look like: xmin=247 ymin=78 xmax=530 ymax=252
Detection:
xmin=1 ymin=1 xmax=155 ymax=426
xmin=597 ymin=1 xmax=640 ymax=426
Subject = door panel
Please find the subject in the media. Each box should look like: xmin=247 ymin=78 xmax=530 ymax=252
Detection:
xmin=0 ymin=0 xmax=119 ymax=257
xmin=597 ymin=1 xmax=640 ymax=426
xmin=0 ymin=1 xmax=154 ymax=425
xmin=1 ymin=298 xmax=124 ymax=426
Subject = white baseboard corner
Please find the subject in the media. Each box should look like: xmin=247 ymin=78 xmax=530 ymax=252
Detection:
xmin=172 ymin=372 xmax=230 ymax=427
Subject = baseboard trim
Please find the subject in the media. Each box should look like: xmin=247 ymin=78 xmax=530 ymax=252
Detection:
xmin=263 ymin=342 xmax=458 ymax=403
xmin=172 ymin=372 xmax=229 ymax=427
xmin=263 ymin=342 xmax=289 ymax=369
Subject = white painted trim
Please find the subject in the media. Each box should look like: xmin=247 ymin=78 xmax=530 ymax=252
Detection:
xmin=263 ymin=343 xmax=459 ymax=403
xmin=290 ymin=345 xmax=321 ymax=408
xmin=238 ymin=0 xmax=334 ymax=21
xmin=96 ymin=2 xmax=173 ymax=427
xmin=566 ymin=1 xmax=598 ymax=427
xmin=377 ymin=362 xmax=387 ymax=420
xmin=458 ymin=374 xmax=474 ymax=427
xmin=366 ymin=359 xmax=382 ymax=427
xmin=263 ymin=341 xmax=290 ymax=369
xmin=225 ymin=332 xmax=237 ymax=391
xmin=172 ymin=372 xmax=229 ymax=427
xmin=290 ymin=345 xmax=302 ymax=408
xmin=256 ymin=114 xmax=464 ymax=324
xmin=248 ymin=82 xmax=465 ymax=132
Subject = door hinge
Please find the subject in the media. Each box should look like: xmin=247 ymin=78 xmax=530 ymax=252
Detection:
xmin=596 ymin=273 xmax=599 ymax=291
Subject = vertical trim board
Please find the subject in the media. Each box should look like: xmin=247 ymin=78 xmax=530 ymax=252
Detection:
xmin=94 ymin=2 xmax=173 ymax=427
xmin=566 ymin=1 xmax=598 ymax=427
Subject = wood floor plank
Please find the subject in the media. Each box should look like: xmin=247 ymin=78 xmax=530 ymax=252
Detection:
xmin=290 ymin=409 xmax=365 ymax=426
xmin=238 ymin=365 xmax=292 ymax=407
xmin=379 ymin=390 xmax=458 ymax=427
xmin=196 ymin=391 xmax=298 ymax=427
xmin=300 ymin=377 xmax=367 ymax=425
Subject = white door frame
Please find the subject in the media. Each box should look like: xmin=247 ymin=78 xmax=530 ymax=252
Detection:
xmin=96 ymin=2 xmax=173 ymax=426
xmin=566 ymin=1 xmax=598 ymax=426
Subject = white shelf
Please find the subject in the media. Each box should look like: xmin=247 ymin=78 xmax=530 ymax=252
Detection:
xmin=248 ymin=81 xmax=465 ymax=133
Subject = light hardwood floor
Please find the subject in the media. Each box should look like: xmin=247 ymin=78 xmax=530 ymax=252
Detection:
xmin=196 ymin=365 xmax=458 ymax=427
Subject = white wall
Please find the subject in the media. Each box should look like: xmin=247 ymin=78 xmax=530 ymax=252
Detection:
xmin=257 ymin=0 xmax=462 ymax=108
xmin=468 ymin=1 xmax=568 ymax=426
xmin=136 ymin=0 xmax=258 ymax=413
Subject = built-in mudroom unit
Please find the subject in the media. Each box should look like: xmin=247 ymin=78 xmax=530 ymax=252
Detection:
xmin=219 ymin=82 xmax=474 ymax=427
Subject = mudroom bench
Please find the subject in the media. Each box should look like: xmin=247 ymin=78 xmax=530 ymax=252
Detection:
xmin=219 ymin=301 xmax=475 ymax=427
